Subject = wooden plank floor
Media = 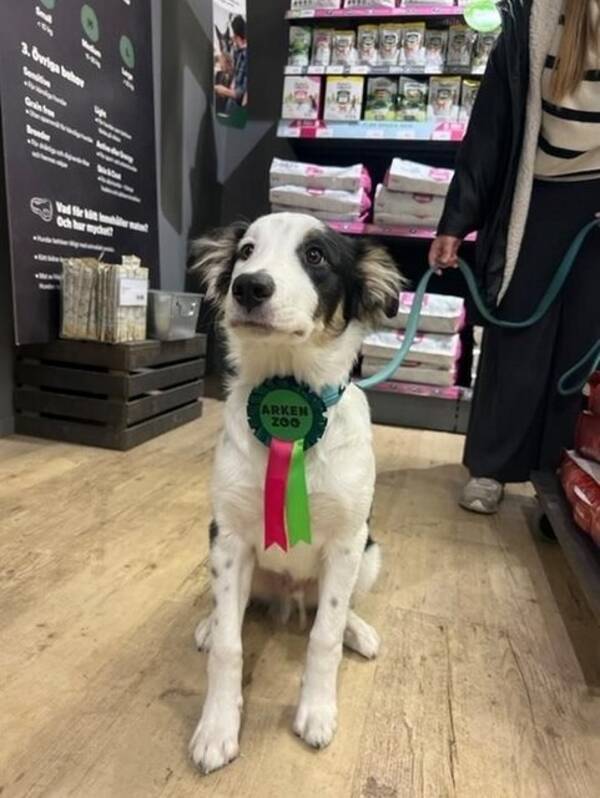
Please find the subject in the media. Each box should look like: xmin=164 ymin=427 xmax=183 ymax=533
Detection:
xmin=1 ymin=400 xmax=599 ymax=798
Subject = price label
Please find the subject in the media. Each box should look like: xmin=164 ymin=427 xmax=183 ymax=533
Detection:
xmin=119 ymin=278 xmax=148 ymax=307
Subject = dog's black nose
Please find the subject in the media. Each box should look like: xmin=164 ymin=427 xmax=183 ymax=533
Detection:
xmin=232 ymin=272 xmax=275 ymax=311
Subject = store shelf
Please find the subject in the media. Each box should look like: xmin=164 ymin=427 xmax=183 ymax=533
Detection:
xmin=329 ymin=220 xmax=477 ymax=241
xmin=286 ymin=5 xmax=465 ymax=20
xmin=362 ymin=381 xmax=471 ymax=434
xmin=532 ymin=471 xmax=600 ymax=623
xmin=284 ymin=65 xmax=479 ymax=77
xmin=278 ymin=119 xmax=467 ymax=141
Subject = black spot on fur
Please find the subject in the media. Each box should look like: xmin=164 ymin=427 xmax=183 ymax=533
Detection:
xmin=330 ymin=597 xmax=339 ymax=608
xmin=225 ymin=559 xmax=233 ymax=570
xmin=209 ymin=520 xmax=219 ymax=547
xmin=211 ymin=567 xmax=219 ymax=579
xmin=295 ymin=228 xmax=401 ymax=330
xmin=365 ymin=535 xmax=375 ymax=550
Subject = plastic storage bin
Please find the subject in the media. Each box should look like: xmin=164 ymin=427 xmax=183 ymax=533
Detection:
xmin=147 ymin=291 xmax=202 ymax=341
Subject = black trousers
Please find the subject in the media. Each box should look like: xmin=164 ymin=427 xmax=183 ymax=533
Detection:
xmin=465 ymin=179 xmax=600 ymax=483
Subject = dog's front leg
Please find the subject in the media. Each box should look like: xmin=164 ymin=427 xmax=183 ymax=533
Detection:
xmin=294 ymin=533 xmax=364 ymax=749
xmin=189 ymin=530 xmax=254 ymax=774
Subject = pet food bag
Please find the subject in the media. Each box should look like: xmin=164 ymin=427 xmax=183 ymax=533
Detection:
xmin=385 ymin=158 xmax=454 ymax=197
xmin=576 ymin=412 xmax=600 ymax=463
xmin=357 ymin=25 xmax=379 ymax=67
xmin=446 ymin=24 xmax=476 ymax=69
xmin=311 ymin=29 xmax=334 ymax=67
xmin=362 ymin=330 xmax=461 ymax=371
xmin=378 ymin=24 xmax=402 ymax=66
xmin=331 ymin=31 xmax=356 ymax=67
xmin=400 ymin=23 xmax=426 ymax=69
xmin=288 ymin=26 xmax=312 ymax=67
xmin=397 ymin=78 xmax=428 ymax=123
xmin=269 ymin=184 xmax=371 ymax=215
xmin=270 ymin=158 xmax=371 ymax=193
xmin=560 ymin=452 xmax=600 ymax=545
xmin=460 ymin=79 xmax=481 ymax=123
xmin=281 ymin=76 xmax=322 ymax=120
xmin=382 ymin=292 xmax=465 ymax=334
xmin=324 ymin=76 xmax=364 ymax=121
xmin=428 ymin=76 xmax=461 ymax=121
xmin=424 ymin=29 xmax=448 ymax=73
xmin=374 ymin=184 xmax=445 ymax=228
xmin=364 ymin=77 xmax=398 ymax=122
xmin=361 ymin=358 xmax=457 ymax=388
xmin=473 ymin=30 xmax=501 ymax=74
xmin=589 ymin=375 xmax=600 ymax=415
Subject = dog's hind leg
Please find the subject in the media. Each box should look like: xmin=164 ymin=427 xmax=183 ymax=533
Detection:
xmin=343 ymin=610 xmax=380 ymax=659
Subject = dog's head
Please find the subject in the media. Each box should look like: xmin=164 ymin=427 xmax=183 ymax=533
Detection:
xmin=190 ymin=212 xmax=401 ymax=346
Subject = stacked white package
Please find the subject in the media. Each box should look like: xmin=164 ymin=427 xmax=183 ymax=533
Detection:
xmin=373 ymin=158 xmax=453 ymax=229
xmin=383 ymin=292 xmax=465 ymax=333
xmin=374 ymin=184 xmax=445 ymax=228
xmin=385 ymin=158 xmax=454 ymax=196
xmin=361 ymin=313 xmax=464 ymax=389
xmin=269 ymin=157 xmax=372 ymax=222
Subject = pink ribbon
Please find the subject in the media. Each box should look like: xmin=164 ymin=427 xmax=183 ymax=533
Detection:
xmin=264 ymin=438 xmax=293 ymax=551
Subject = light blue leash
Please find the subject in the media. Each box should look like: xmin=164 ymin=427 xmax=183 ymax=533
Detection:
xmin=354 ymin=218 xmax=600 ymax=398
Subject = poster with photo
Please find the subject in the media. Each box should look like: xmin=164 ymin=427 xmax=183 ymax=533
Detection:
xmin=213 ymin=0 xmax=248 ymax=129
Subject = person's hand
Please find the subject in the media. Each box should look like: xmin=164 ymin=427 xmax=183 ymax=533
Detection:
xmin=215 ymin=85 xmax=231 ymax=97
xmin=429 ymin=235 xmax=461 ymax=273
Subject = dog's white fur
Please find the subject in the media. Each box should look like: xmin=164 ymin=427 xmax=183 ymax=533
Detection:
xmin=189 ymin=213 xmax=400 ymax=774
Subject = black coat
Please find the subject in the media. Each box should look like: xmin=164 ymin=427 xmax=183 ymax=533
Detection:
xmin=438 ymin=0 xmax=532 ymax=306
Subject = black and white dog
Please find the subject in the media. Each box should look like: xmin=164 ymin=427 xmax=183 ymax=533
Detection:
xmin=189 ymin=212 xmax=402 ymax=774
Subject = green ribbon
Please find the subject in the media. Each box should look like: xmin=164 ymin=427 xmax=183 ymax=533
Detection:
xmin=286 ymin=439 xmax=312 ymax=547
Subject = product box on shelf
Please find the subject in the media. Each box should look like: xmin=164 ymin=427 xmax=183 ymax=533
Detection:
xmin=362 ymin=358 xmax=457 ymax=388
xmin=397 ymin=77 xmax=428 ymax=122
xmin=446 ymin=23 xmax=477 ymax=69
xmin=576 ymin=412 xmax=600 ymax=464
xmin=473 ymin=30 xmax=501 ymax=73
xmin=332 ymin=30 xmax=357 ymax=66
xmin=459 ymin=78 xmax=480 ymax=122
xmin=364 ymin=76 xmax=398 ymax=121
xmin=382 ymin=292 xmax=465 ymax=334
xmin=270 ymin=157 xmax=370 ymax=192
xmin=270 ymin=183 xmax=371 ymax=215
xmin=374 ymin=184 xmax=445 ymax=227
xmin=281 ymin=75 xmax=322 ymax=119
xmin=357 ymin=25 xmax=380 ymax=66
xmin=560 ymin=451 xmax=600 ymax=545
xmin=385 ymin=158 xmax=454 ymax=196
xmin=312 ymin=28 xmax=335 ymax=65
xmin=424 ymin=29 xmax=448 ymax=72
xmin=363 ymin=330 xmax=461 ymax=371
xmin=400 ymin=22 xmax=426 ymax=68
xmin=324 ymin=75 xmax=365 ymax=120
xmin=379 ymin=24 xmax=403 ymax=65
xmin=288 ymin=26 xmax=313 ymax=66
xmin=428 ymin=75 xmax=461 ymax=121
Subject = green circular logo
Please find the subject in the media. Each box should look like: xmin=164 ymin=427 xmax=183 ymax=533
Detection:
xmin=464 ymin=0 xmax=502 ymax=33
xmin=120 ymin=35 xmax=135 ymax=69
xmin=81 ymin=4 xmax=100 ymax=43
xmin=40 ymin=0 xmax=56 ymax=10
xmin=247 ymin=378 xmax=328 ymax=450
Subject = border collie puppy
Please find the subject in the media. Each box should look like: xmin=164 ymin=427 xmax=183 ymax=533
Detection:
xmin=188 ymin=212 xmax=401 ymax=774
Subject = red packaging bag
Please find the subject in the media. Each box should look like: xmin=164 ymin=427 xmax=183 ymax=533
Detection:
xmin=560 ymin=452 xmax=600 ymax=545
xmin=575 ymin=412 xmax=600 ymax=463
xmin=590 ymin=380 xmax=600 ymax=416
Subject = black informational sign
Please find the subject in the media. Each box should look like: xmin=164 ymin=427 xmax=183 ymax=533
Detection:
xmin=0 ymin=0 xmax=159 ymax=344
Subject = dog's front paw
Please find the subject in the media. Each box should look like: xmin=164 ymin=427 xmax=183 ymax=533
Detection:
xmin=189 ymin=702 xmax=240 ymax=774
xmin=293 ymin=699 xmax=337 ymax=749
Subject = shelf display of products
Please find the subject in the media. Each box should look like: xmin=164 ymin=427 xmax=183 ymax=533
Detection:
xmin=286 ymin=18 xmax=498 ymax=73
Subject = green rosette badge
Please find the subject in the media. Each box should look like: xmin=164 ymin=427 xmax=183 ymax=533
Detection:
xmin=247 ymin=377 xmax=328 ymax=552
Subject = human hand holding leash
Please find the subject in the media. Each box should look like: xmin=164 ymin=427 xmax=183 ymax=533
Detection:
xmin=429 ymin=235 xmax=462 ymax=273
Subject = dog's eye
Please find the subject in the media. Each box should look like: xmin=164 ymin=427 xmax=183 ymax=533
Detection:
xmin=239 ymin=243 xmax=254 ymax=261
xmin=306 ymin=247 xmax=326 ymax=266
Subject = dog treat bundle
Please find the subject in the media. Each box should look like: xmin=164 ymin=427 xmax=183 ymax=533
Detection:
xmin=362 ymin=330 xmax=462 ymax=388
xmin=61 ymin=256 xmax=148 ymax=343
xmin=383 ymin=293 xmax=466 ymax=335
xmin=374 ymin=185 xmax=445 ymax=228
xmin=269 ymin=157 xmax=372 ymax=223
xmin=281 ymin=76 xmax=322 ymax=119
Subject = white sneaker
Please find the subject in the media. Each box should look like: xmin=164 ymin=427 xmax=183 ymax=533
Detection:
xmin=460 ymin=478 xmax=504 ymax=515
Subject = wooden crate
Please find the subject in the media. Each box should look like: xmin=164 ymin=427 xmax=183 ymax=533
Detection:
xmin=14 ymin=336 xmax=207 ymax=450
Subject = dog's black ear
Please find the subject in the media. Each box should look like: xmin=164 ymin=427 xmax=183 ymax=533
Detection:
xmin=189 ymin=222 xmax=248 ymax=304
xmin=356 ymin=241 xmax=403 ymax=324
